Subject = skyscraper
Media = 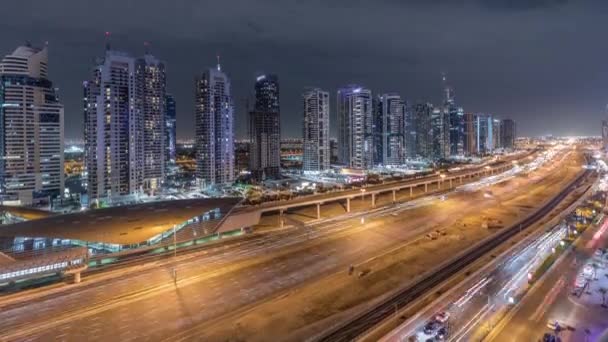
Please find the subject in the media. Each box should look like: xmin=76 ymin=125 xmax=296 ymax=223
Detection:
xmin=463 ymin=112 xmax=477 ymax=156
xmin=474 ymin=114 xmax=493 ymax=155
xmin=337 ymin=85 xmax=373 ymax=169
xmin=165 ymin=94 xmax=176 ymax=168
xmin=302 ymin=88 xmax=330 ymax=172
xmin=492 ymin=118 xmax=502 ymax=150
xmin=443 ymin=75 xmax=464 ymax=156
xmin=0 ymin=44 xmax=64 ymax=205
xmin=84 ymin=49 xmax=142 ymax=203
xmin=375 ymin=93 xmax=406 ymax=166
xmin=431 ymin=107 xmax=450 ymax=160
xmin=414 ymin=103 xmax=433 ymax=159
xmin=404 ymin=104 xmax=416 ymax=159
xmin=249 ymin=74 xmax=281 ymax=180
xmin=500 ymin=119 xmax=516 ymax=150
xmin=137 ymin=54 xmax=166 ymax=192
xmin=195 ymin=61 xmax=235 ymax=187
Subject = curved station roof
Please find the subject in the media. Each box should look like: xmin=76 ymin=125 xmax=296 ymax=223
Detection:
xmin=0 ymin=198 xmax=241 ymax=245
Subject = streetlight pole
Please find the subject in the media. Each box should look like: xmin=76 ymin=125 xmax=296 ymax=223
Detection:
xmin=173 ymin=225 xmax=177 ymax=258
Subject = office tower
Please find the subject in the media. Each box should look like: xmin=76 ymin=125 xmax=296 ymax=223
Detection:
xmin=474 ymin=114 xmax=493 ymax=155
xmin=404 ymin=104 xmax=416 ymax=159
xmin=0 ymin=44 xmax=64 ymax=205
xmin=337 ymin=85 xmax=373 ymax=169
xmin=463 ymin=112 xmax=477 ymax=155
xmin=431 ymin=107 xmax=450 ymax=160
xmin=249 ymin=74 xmax=281 ymax=180
xmin=165 ymin=94 xmax=176 ymax=169
xmin=195 ymin=61 xmax=235 ymax=187
xmin=414 ymin=103 xmax=433 ymax=159
xmin=136 ymin=54 xmax=166 ymax=192
xmin=500 ymin=119 xmax=516 ymax=150
xmin=443 ymin=75 xmax=464 ymax=156
xmin=302 ymin=88 xmax=330 ymax=172
xmin=375 ymin=93 xmax=406 ymax=166
xmin=84 ymin=49 xmax=143 ymax=203
xmin=492 ymin=118 xmax=502 ymax=150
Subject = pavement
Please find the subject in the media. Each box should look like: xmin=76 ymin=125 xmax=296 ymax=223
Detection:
xmin=489 ymin=216 xmax=608 ymax=342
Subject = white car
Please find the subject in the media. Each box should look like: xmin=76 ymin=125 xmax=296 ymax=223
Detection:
xmin=435 ymin=311 xmax=450 ymax=323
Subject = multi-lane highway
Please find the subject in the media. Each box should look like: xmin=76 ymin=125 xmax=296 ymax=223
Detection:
xmin=488 ymin=210 xmax=608 ymax=341
xmin=0 ymin=147 xmax=587 ymax=341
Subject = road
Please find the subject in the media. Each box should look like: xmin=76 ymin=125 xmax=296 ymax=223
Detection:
xmin=0 ymin=147 xmax=581 ymax=341
xmin=489 ymin=211 xmax=608 ymax=342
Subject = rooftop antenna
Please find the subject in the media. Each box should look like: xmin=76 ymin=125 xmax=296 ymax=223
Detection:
xmin=144 ymin=41 xmax=150 ymax=55
xmin=216 ymin=53 xmax=221 ymax=71
xmin=104 ymin=31 xmax=111 ymax=51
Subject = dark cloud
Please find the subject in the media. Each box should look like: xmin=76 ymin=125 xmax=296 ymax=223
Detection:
xmin=0 ymin=0 xmax=607 ymax=140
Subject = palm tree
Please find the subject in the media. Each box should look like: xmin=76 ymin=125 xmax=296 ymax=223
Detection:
xmin=599 ymin=287 xmax=608 ymax=308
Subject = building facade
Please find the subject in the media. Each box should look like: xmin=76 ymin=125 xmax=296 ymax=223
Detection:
xmin=195 ymin=64 xmax=235 ymax=187
xmin=414 ymin=103 xmax=433 ymax=159
xmin=302 ymin=88 xmax=330 ymax=172
xmin=84 ymin=50 xmax=142 ymax=203
xmin=0 ymin=44 xmax=64 ymax=205
xmin=463 ymin=112 xmax=476 ymax=156
xmin=249 ymin=74 xmax=281 ymax=180
xmin=431 ymin=107 xmax=450 ymax=160
xmin=375 ymin=93 xmax=406 ymax=166
xmin=136 ymin=54 xmax=166 ymax=192
xmin=500 ymin=119 xmax=516 ymax=150
xmin=165 ymin=94 xmax=176 ymax=168
xmin=337 ymin=85 xmax=373 ymax=169
xmin=474 ymin=114 xmax=493 ymax=155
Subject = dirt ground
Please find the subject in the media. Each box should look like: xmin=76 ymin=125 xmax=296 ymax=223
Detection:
xmin=192 ymin=150 xmax=586 ymax=342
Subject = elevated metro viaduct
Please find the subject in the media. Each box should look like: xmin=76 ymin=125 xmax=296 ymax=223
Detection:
xmin=230 ymin=158 xmax=519 ymax=228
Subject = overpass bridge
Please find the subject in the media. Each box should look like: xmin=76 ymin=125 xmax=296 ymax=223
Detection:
xmin=220 ymin=158 xmax=521 ymax=232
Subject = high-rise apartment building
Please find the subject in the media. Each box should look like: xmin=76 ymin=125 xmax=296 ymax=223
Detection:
xmin=374 ymin=93 xmax=405 ymax=166
xmin=500 ymin=119 xmax=516 ymax=150
xmin=474 ymin=114 xmax=493 ymax=155
xmin=404 ymin=104 xmax=416 ymax=159
xmin=442 ymin=76 xmax=464 ymax=157
xmin=302 ymin=88 xmax=330 ymax=172
xmin=492 ymin=118 xmax=502 ymax=150
xmin=0 ymin=44 xmax=64 ymax=205
xmin=414 ymin=103 xmax=433 ymax=159
xmin=463 ymin=112 xmax=476 ymax=156
xmin=165 ymin=94 xmax=176 ymax=168
xmin=84 ymin=50 xmax=142 ymax=203
xmin=431 ymin=107 xmax=450 ymax=160
xmin=337 ymin=85 xmax=373 ymax=169
xmin=137 ymin=54 xmax=166 ymax=192
xmin=249 ymin=74 xmax=281 ymax=180
xmin=195 ymin=62 xmax=234 ymax=187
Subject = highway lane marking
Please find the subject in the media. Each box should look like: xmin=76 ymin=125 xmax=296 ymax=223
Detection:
xmin=530 ymin=276 xmax=565 ymax=322
xmin=449 ymin=303 xmax=493 ymax=342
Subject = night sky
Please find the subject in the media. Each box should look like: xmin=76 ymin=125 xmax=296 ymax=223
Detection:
xmin=1 ymin=0 xmax=607 ymax=140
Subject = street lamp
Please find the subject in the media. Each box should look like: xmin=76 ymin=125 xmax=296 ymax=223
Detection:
xmin=360 ymin=188 xmax=366 ymax=202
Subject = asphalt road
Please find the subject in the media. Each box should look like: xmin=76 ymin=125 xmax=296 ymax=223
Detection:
xmin=490 ymin=213 xmax=608 ymax=342
xmin=0 ymin=150 xmax=572 ymax=342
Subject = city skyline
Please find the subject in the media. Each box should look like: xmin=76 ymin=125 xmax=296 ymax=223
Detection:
xmin=1 ymin=1 xmax=607 ymax=140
